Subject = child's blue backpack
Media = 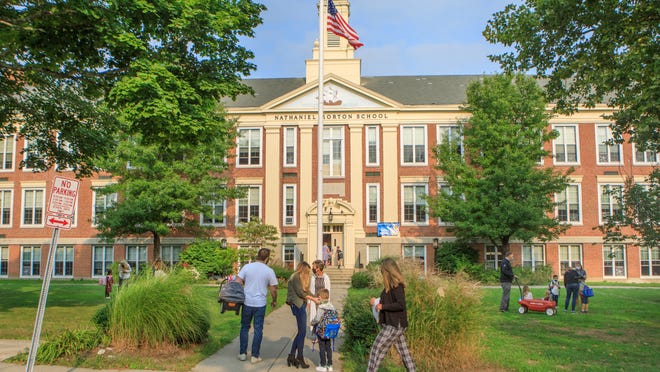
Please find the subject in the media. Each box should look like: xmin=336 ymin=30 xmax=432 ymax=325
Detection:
xmin=315 ymin=308 xmax=341 ymax=340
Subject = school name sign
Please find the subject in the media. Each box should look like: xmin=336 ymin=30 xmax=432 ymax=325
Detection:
xmin=273 ymin=112 xmax=390 ymax=121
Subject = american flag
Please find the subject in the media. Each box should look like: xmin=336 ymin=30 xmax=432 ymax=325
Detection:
xmin=327 ymin=0 xmax=363 ymax=49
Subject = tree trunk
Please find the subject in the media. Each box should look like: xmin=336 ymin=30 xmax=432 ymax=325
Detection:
xmin=152 ymin=231 xmax=160 ymax=262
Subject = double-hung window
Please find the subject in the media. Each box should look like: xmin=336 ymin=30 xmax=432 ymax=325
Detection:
xmin=437 ymin=181 xmax=453 ymax=225
xmin=237 ymin=128 xmax=262 ymax=166
xmin=401 ymin=126 xmax=427 ymax=165
xmin=556 ymin=184 xmax=581 ymax=224
xmin=437 ymin=125 xmax=462 ymax=155
xmin=603 ymin=244 xmax=626 ymax=278
xmin=366 ymin=126 xmax=379 ymax=166
xmin=0 ymin=189 xmax=12 ymax=227
xmin=93 ymin=189 xmax=117 ymax=225
xmin=236 ymin=186 xmax=261 ymax=224
xmin=599 ymin=184 xmax=624 ymax=224
xmin=402 ymin=184 xmax=428 ymax=225
xmin=633 ymin=144 xmax=659 ymax=165
xmin=553 ymin=125 xmax=579 ymax=164
xmin=22 ymin=188 xmax=44 ymax=226
xmin=640 ymin=247 xmax=660 ymax=277
xmin=521 ymin=244 xmax=545 ymax=270
xmin=0 ymin=135 xmax=15 ymax=171
xmin=160 ymin=245 xmax=182 ymax=267
xmin=0 ymin=246 xmax=8 ymax=276
xmin=485 ymin=245 xmax=500 ymax=270
xmin=366 ymin=184 xmax=380 ymax=225
xmin=92 ymin=245 xmax=114 ymax=277
xmin=21 ymin=245 xmax=41 ymax=277
xmin=54 ymin=245 xmax=74 ymax=277
xmin=596 ymin=125 xmax=622 ymax=164
xmin=283 ymin=127 xmax=297 ymax=167
xmin=283 ymin=185 xmax=296 ymax=226
xmin=201 ymin=199 xmax=226 ymax=226
xmin=323 ymin=127 xmax=344 ymax=177
xmin=559 ymin=244 xmax=582 ymax=273
xmin=126 ymin=245 xmax=147 ymax=273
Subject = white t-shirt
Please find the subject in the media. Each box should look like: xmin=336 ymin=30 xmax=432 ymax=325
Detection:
xmin=238 ymin=262 xmax=278 ymax=307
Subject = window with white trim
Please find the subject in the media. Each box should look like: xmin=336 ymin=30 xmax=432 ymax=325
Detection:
xmin=22 ymin=188 xmax=44 ymax=226
xmin=0 ymin=189 xmax=12 ymax=227
xmin=366 ymin=183 xmax=379 ymax=225
xmin=599 ymin=184 xmax=624 ymax=224
xmin=366 ymin=126 xmax=379 ymax=166
xmin=633 ymin=144 xmax=659 ymax=165
xmin=437 ymin=125 xmax=462 ymax=156
xmin=437 ymin=181 xmax=453 ymax=225
xmin=401 ymin=126 xmax=427 ymax=165
xmin=603 ymin=244 xmax=626 ymax=277
xmin=21 ymin=245 xmax=41 ymax=277
xmin=0 ymin=135 xmax=15 ymax=171
xmin=521 ymin=244 xmax=545 ymax=270
xmin=92 ymin=245 xmax=114 ymax=277
xmin=556 ymin=184 xmax=581 ymax=224
xmin=282 ymin=245 xmax=297 ymax=270
xmin=367 ymin=245 xmax=381 ymax=263
xmin=553 ymin=125 xmax=579 ymax=164
xmin=323 ymin=126 xmax=344 ymax=177
xmin=22 ymin=138 xmax=40 ymax=171
xmin=485 ymin=245 xmax=501 ymax=270
xmin=283 ymin=184 xmax=296 ymax=226
xmin=160 ymin=245 xmax=182 ymax=267
xmin=0 ymin=246 xmax=8 ymax=276
xmin=596 ymin=125 xmax=622 ymax=164
xmin=402 ymin=184 xmax=428 ymax=225
xmin=93 ymin=189 xmax=117 ymax=225
xmin=403 ymin=245 xmax=425 ymax=267
xmin=126 ymin=245 xmax=148 ymax=274
xmin=54 ymin=245 xmax=74 ymax=277
xmin=237 ymin=128 xmax=262 ymax=166
xmin=559 ymin=244 xmax=582 ymax=273
xmin=283 ymin=127 xmax=297 ymax=167
xmin=640 ymin=247 xmax=660 ymax=277
xmin=201 ymin=199 xmax=226 ymax=226
xmin=236 ymin=185 xmax=261 ymax=224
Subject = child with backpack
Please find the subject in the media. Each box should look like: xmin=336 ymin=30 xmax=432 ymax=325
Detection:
xmin=548 ymin=274 xmax=561 ymax=308
xmin=311 ymin=288 xmax=339 ymax=372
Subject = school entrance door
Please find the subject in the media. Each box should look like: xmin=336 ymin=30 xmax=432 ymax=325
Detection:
xmin=323 ymin=224 xmax=344 ymax=266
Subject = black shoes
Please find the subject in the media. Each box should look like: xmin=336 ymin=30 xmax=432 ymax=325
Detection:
xmin=287 ymin=354 xmax=298 ymax=368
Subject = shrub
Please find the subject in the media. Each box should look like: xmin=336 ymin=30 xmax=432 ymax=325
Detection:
xmin=104 ymin=270 xmax=210 ymax=349
xmin=435 ymin=241 xmax=478 ymax=274
xmin=351 ymin=270 xmax=373 ymax=288
xmin=340 ymin=290 xmax=380 ymax=356
xmin=179 ymin=239 xmax=238 ymax=278
xmin=514 ymin=264 xmax=553 ymax=286
xmin=36 ymin=329 xmax=107 ymax=363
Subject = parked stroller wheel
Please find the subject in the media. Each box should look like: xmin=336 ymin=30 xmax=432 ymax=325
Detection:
xmin=518 ymin=306 xmax=528 ymax=314
xmin=546 ymin=308 xmax=555 ymax=316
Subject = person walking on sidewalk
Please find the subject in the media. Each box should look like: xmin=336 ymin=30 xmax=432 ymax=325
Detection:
xmin=286 ymin=261 xmax=319 ymax=369
xmin=236 ymin=248 xmax=278 ymax=364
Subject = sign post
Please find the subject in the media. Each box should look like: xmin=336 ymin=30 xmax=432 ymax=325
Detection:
xmin=26 ymin=176 xmax=79 ymax=372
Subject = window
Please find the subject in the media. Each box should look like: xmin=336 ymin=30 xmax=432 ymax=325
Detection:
xmin=485 ymin=245 xmax=500 ymax=270
xmin=92 ymin=245 xmax=114 ymax=277
xmin=640 ymin=247 xmax=660 ymax=277
xmin=437 ymin=181 xmax=453 ymax=225
xmin=603 ymin=244 xmax=626 ymax=278
xmin=367 ymin=245 xmax=381 ymax=263
xmin=559 ymin=244 xmax=582 ymax=273
xmin=0 ymin=135 xmax=15 ymax=170
xmin=366 ymin=126 xmax=379 ymax=166
xmin=0 ymin=246 xmax=7 ymax=276
xmin=402 ymin=184 xmax=428 ymax=225
xmin=160 ymin=245 xmax=182 ymax=267
xmin=283 ymin=184 xmax=296 ymax=226
xmin=126 ymin=245 xmax=147 ymax=274
xmin=0 ymin=189 xmax=12 ymax=226
xmin=599 ymin=184 xmax=623 ymax=224
xmin=237 ymin=128 xmax=261 ymax=166
xmin=93 ymin=189 xmax=117 ymax=225
xmin=437 ymin=125 xmax=463 ymax=155
xmin=283 ymin=127 xmax=297 ymax=167
xmin=201 ymin=199 xmax=226 ymax=226
xmin=22 ymin=188 xmax=44 ymax=226
xmin=633 ymin=144 xmax=659 ymax=165
xmin=236 ymin=185 xmax=261 ymax=224
xmin=323 ymin=126 xmax=344 ymax=177
xmin=521 ymin=244 xmax=545 ymax=270
xmin=556 ymin=184 xmax=581 ymax=224
xmin=401 ymin=126 xmax=427 ymax=165
xmin=22 ymin=138 xmax=40 ymax=171
xmin=54 ymin=245 xmax=74 ymax=277
xmin=21 ymin=245 xmax=41 ymax=277
xmin=282 ymin=245 xmax=297 ymax=270
xmin=553 ymin=125 xmax=579 ymax=164
xmin=403 ymin=245 xmax=426 ymax=267
xmin=366 ymin=184 xmax=380 ymax=225
xmin=596 ymin=125 xmax=622 ymax=164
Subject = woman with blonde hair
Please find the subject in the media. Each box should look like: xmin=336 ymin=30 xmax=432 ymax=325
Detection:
xmin=286 ymin=261 xmax=319 ymax=368
xmin=368 ymin=258 xmax=416 ymax=372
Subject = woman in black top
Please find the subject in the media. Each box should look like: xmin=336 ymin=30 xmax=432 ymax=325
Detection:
xmin=367 ymin=258 xmax=416 ymax=372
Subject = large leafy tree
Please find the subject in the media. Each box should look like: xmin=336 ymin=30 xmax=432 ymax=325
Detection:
xmin=1 ymin=0 xmax=265 ymax=176
xmin=484 ymin=0 xmax=659 ymax=152
xmin=428 ymin=74 xmax=569 ymax=254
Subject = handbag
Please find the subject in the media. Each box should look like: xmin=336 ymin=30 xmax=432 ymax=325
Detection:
xmin=583 ymin=285 xmax=594 ymax=297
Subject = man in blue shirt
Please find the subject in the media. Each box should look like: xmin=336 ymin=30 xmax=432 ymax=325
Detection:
xmin=236 ymin=248 xmax=278 ymax=364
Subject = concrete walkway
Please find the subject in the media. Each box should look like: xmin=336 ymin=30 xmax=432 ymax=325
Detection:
xmin=0 ymin=285 xmax=348 ymax=372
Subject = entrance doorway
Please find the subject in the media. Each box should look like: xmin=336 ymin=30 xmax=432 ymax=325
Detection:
xmin=323 ymin=224 xmax=344 ymax=266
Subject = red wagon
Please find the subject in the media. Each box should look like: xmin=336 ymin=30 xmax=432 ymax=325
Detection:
xmin=515 ymin=279 xmax=557 ymax=316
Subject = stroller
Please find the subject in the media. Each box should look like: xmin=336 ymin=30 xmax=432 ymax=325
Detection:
xmin=218 ymin=278 xmax=245 ymax=315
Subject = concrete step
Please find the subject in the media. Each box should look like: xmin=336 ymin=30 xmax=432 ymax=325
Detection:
xmin=324 ymin=268 xmax=354 ymax=286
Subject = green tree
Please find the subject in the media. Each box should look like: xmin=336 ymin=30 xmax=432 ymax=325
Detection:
xmin=179 ymin=239 xmax=238 ymax=278
xmin=484 ymin=0 xmax=659 ymax=152
xmin=428 ymin=74 xmax=569 ymax=254
xmin=236 ymin=216 xmax=279 ymax=248
xmin=1 ymin=0 xmax=265 ymax=176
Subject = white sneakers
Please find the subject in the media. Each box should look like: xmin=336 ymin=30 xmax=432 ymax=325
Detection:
xmin=237 ymin=353 xmax=247 ymax=361
xmin=251 ymin=356 xmax=263 ymax=364
xmin=316 ymin=366 xmax=333 ymax=371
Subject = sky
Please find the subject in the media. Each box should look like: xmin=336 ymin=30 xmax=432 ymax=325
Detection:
xmin=240 ymin=0 xmax=518 ymax=78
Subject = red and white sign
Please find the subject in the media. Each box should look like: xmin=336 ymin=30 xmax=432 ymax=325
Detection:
xmin=48 ymin=176 xmax=80 ymax=217
xmin=46 ymin=215 xmax=72 ymax=230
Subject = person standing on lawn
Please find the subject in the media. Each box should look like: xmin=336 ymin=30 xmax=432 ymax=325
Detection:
xmin=499 ymin=251 xmax=517 ymax=312
xmin=564 ymin=266 xmax=580 ymax=313
xmin=104 ymin=269 xmax=113 ymax=299
xmin=236 ymin=248 xmax=279 ymax=364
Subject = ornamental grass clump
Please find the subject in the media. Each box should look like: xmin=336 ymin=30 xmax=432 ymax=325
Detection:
xmin=106 ymin=270 xmax=209 ymax=349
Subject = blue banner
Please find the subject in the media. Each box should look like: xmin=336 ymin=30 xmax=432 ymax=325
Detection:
xmin=377 ymin=222 xmax=400 ymax=237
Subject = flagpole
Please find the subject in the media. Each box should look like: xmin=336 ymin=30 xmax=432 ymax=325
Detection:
xmin=316 ymin=0 xmax=325 ymax=261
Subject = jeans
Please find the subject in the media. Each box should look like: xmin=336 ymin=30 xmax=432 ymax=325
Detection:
xmin=289 ymin=303 xmax=307 ymax=358
xmin=318 ymin=338 xmax=332 ymax=366
xmin=564 ymin=283 xmax=579 ymax=311
xmin=240 ymin=305 xmax=266 ymax=357
xmin=500 ymin=281 xmax=512 ymax=311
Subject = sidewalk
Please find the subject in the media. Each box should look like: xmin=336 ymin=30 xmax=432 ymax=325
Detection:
xmin=0 ymin=285 xmax=348 ymax=372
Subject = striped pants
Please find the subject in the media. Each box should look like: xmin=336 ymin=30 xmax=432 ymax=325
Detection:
xmin=367 ymin=324 xmax=416 ymax=372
